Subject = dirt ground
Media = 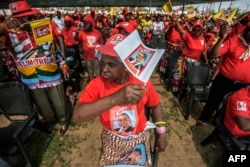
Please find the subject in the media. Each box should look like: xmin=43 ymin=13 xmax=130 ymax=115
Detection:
xmin=1 ymin=72 xmax=224 ymax=167
xmin=48 ymin=72 xmax=223 ymax=167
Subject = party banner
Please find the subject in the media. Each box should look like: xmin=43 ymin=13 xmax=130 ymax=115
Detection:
xmin=186 ymin=7 xmax=196 ymax=18
xmin=29 ymin=18 xmax=53 ymax=45
xmin=214 ymin=9 xmax=237 ymax=22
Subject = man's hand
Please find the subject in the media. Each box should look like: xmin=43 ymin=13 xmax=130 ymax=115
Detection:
xmin=4 ymin=17 xmax=22 ymax=30
xmin=220 ymin=24 xmax=231 ymax=39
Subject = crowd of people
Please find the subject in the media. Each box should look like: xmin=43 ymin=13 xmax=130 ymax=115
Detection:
xmin=0 ymin=0 xmax=250 ymax=166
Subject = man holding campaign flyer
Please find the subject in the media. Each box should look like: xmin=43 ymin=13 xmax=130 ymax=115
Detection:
xmin=0 ymin=0 xmax=70 ymax=136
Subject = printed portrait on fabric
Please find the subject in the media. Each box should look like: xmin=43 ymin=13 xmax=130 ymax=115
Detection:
xmin=117 ymin=143 xmax=147 ymax=166
xmin=110 ymin=105 xmax=138 ymax=136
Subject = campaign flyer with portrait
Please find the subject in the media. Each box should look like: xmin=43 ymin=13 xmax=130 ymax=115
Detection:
xmin=114 ymin=30 xmax=165 ymax=84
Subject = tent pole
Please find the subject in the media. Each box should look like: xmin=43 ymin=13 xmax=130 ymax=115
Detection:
xmin=149 ymin=0 xmax=151 ymax=12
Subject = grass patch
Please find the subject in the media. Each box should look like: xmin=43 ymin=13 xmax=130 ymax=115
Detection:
xmin=40 ymin=133 xmax=85 ymax=167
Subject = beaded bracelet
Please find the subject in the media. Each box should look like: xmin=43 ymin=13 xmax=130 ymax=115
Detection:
xmin=156 ymin=126 xmax=166 ymax=134
xmin=155 ymin=121 xmax=166 ymax=125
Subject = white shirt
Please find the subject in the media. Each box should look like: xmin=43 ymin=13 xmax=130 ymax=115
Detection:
xmin=151 ymin=21 xmax=164 ymax=35
xmin=52 ymin=17 xmax=65 ymax=31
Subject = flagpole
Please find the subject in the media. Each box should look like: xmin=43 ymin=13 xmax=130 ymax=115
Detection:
xmin=218 ymin=0 xmax=222 ymax=11
xmin=229 ymin=0 xmax=233 ymax=9
xmin=182 ymin=0 xmax=186 ymax=15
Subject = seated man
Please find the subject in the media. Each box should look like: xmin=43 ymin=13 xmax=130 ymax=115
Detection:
xmin=224 ymin=86 xmax=250 ymax=138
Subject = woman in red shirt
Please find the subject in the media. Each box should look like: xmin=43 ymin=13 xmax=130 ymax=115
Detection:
xmin=73 ymin=33 xmax=166 ymax=166
xmin=170 ymin=17 xmax=208 ymax=95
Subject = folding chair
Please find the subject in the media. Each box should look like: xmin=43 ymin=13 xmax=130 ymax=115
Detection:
xmin=200 ymin=91 xmax=250 ymax=151
xmin=183 ymin=62 xmax=210 ymax=120
xmin=0 ymin=82 xmax=51 ymax=167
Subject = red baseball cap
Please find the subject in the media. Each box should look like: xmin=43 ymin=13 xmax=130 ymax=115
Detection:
xmin=9 ymin=1 xmax=41 ymax=18
xmin=116 ymin=22 xmax=136 ymax=34
xmin=96 ymin=34 xmax=126 ymax=57
xmin=83 ymin=15 xmax=94 ymax=25
xmin=64 ymin=15 xmax=73 ymax=22
xmin=192 ymin=21 xmax=203 ymax=28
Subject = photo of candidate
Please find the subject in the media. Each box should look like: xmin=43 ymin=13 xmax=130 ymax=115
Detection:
xmin=122 ymin=148 xmax=142 ymax=165
xmin=117 ymin=144 xmax=146 ymax=166
xmin=115 ymin=112 xmax=134 ymax=135
xmin=129 ymin=52 xmax=147 ymax=70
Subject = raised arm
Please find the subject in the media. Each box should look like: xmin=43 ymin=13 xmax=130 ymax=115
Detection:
xmin=174 ymin=17 xmax=186 ymax=40
xmin=210 ymin=25 xmax=231 ymax=58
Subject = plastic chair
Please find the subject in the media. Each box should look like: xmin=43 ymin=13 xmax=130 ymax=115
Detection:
xmin=184 ymin=62 xmax=210 ymax=120
xmin=200 ymin=92 xmax=250 ymax=151
xmin=65 ymin=47 xmax=81 ymax=92
xmin=0 ymin=82 xmax=51 ymax=167
xmin=0 ymin=60 xmax=8 ymax=82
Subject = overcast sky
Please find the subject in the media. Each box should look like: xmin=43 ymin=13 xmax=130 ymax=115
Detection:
xmin=179 ymin=0 xmax=249 ymax=12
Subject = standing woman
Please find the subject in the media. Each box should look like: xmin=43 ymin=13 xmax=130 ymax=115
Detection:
xmin=73 ymin=33 xmax=167 ymax=167
xmin=175 ymin=18 xmax=208 ymax=64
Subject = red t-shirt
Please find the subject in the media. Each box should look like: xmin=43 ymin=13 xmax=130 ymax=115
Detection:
xmin=61 ymin=26 xmax=78 ymax=46
xmin=51 ymin=21 xmax=62 ymax=49
xmin=224 ymin=87 xmax=250 ymax=137
xmin=77 ymin=74 xmax=160 ymax=135
xmin=168 ymin=27 xmax=182 ymax=44
xmin=219 ymin=35 xmax=250 ymax=83
xmin=78 ymin=29 xmax=103 ymax=60
xmin=182 ymin=32 xmax=206 ymax=61
xmin=229 ymin=23 xmax=245 ymax=37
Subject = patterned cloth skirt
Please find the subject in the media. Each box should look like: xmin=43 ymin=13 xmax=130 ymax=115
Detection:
xmin=99 ymin=128 xmax=152 ymax=167
xmin=159 ymin=42 xmax=182 ymax=74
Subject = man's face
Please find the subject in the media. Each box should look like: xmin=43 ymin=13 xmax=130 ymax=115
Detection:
xmin=125 ymin=13 xmax=132 ymax=21
xmin=56 ymin=11 xmax=61 ymax=18
xmin=83 ymin=21 xmax=93 ymax=31
xmin=124 ymin=151 xmax=142 ymax=165
xmin=65 ymin=21 xmax=72 ymax=28
xmin=118 ymin=114 xmax=131 ymax=128
xmin=136 ymin=53 xmax=146 ymax=63
xmin=192 ymin=27 xmax=203 ymax=37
